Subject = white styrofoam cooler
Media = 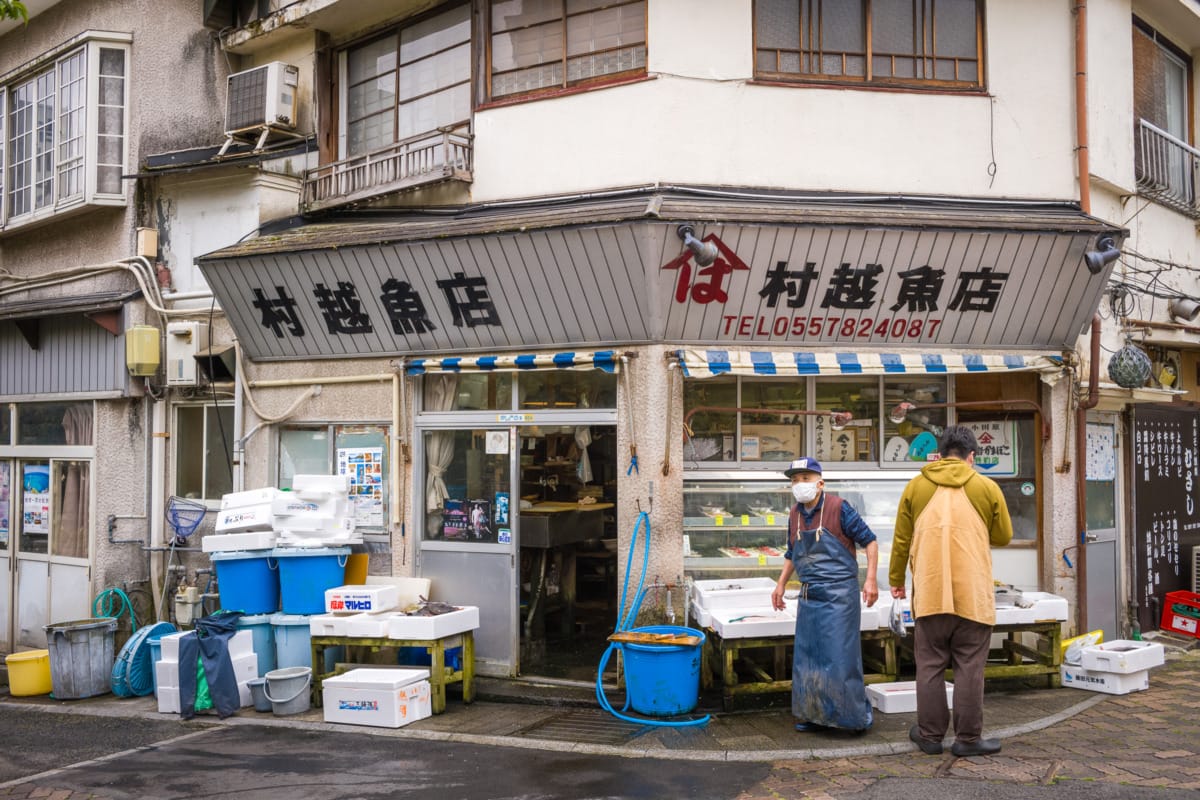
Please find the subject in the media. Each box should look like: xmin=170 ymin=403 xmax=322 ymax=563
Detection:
xmin=322 ymin=668 xmax=432 ymax=728
xmin=867 ymin=681 xmax=954 ymax=714
xmin=220 ymin=487 xmax=281 ymax=510
xmin=710 ymin=607 xmax=795 ymax=638
xmin=326 ymin=584 xmax=399 ymax=614
xmin=293 ymin=473 xmax=351 ymax=496
xmin=202 ymin=531 xmax=277 ymax=553
xmin=1061 ymin=664 xmax=1150 ymax=695
xmin=692 ymin=577 xmax=777 ymax=610
xmin=690 ymin=601 xmax=711 ymax=629
xmin=1079 ymin=640 xmax=1164 ymax=674
xmin=365 ymin=576 xmax=430 ymax=610
xmin=346 ymin=612 xmax=404 ymax=638
xmin=387 ymin=606 xmax=480 ymax=640
xmin=309 ymin=613 xmax=355 ymax=636
xmin=215 ymin=504 xmax=274 ymax=533
xmin=155 ymin=650 xmax=257 ymax=713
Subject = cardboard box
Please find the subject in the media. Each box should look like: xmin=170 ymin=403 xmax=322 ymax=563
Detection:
xmin=326 ymin=584 xmax=400 ymax=614
xmin=387 ymin=606 xmax=480 ymax=640
xmin=1061 ymin=664 xmax=1150 ymax=695
xmin=1079 ymin=640 xmax=1164 ymax=674
xmin=867 ymin=681 xmax=954 ymax=714
xmin=1161 ymin=590 xmax=1200 ymax=638
xmin=322 ymin=668 xmax=432 ymax=728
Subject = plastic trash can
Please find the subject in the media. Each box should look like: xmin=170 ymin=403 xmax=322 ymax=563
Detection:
xmin=43 ymin=617 xmax=118 ymax=699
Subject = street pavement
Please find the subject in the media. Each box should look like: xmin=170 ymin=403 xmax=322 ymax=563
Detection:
xmin=1 ymin=638 xmax=1197 ymax=799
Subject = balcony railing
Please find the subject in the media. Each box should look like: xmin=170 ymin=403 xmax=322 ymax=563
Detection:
xmin=302 ymin=124 xmax=473 ymax=212
xmin=1135 ymin=118 xmax=1200 ymax=220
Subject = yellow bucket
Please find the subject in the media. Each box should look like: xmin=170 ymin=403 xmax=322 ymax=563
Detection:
xmin=5 ymin=649 xmax=53 ymax=696
xmin=344 ymin=553 xmax=369 ymax=585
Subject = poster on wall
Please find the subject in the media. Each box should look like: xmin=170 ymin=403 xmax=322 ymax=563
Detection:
xmin=1132 ymin=404 xmax=1200 ymax=633
xmin=0 ymin=461 xmax=10 ymax=541
xmin=336 ymin=447 xmax=384 ymax=528
xmin=22 ymin=463 xmax=50 ymax=534
xmin=963 ymin=421 xmax=1018 ymax=477
xmin=1086 ymin=423 xmax=1117 ymax=481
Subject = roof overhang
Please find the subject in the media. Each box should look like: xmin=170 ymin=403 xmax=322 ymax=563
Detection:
xmin=197 ymin=189 xmax=1125 ymax=362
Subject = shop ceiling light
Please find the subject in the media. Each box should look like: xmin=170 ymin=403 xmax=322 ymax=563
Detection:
xmin=1083 ymin=236 xmax=1121 ymax=275
xmin=677 ymin=224 xmax=719 ymax=267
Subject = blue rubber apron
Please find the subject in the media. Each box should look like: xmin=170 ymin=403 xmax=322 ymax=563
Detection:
xmin=790 ymin=500 xmax=873 ymax=731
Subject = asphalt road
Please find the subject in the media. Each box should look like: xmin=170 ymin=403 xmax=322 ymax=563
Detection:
xmin=0 ymin=707 xmax=771 ymax=800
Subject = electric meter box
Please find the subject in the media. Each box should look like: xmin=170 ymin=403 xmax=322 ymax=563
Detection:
xmin=125 ymin=325 xmax=160 ymax=376
xmin=166 ymin=322 xmax=210 ymax=386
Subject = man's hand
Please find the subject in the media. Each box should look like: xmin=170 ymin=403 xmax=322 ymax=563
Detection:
xmin=862 ymin=578 xmax=878 ymax=607
xmin=771 ymin=584 xmax=786 ymax=611
xmin=890 ymin=585 xmax=907 ymax=599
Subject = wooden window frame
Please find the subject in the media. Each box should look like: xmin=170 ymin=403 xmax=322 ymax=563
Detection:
xmin=483 ymin=0 xmax=648 ymax=104
xmin=753 ymin=0 xmax=986 ymax=92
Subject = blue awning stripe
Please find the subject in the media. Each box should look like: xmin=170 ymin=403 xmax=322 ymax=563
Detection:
xmin=406 ymin=350 xmax=621 ymax=375
xmin=677 ymin=349 xmax=1064 ymax=378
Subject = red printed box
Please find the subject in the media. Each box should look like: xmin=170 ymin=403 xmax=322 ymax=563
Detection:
xmin=1160 ymin=590 xmax=1200 ymax=638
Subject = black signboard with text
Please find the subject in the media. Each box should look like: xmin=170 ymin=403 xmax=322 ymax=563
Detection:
xmin=1132 ymin=403 xmax=1200 ymax=632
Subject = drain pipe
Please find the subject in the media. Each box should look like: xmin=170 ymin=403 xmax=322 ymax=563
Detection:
xmin=1073 ymin=0 xmax=1098 ymax=634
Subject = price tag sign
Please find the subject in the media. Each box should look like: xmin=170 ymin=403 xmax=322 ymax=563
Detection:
xmin=714 ymin=515 xmax=724 ymax=526
xmin=766 ymin=514 xmax=775 ymax=525
xmin=741 ymin=514 xmax=750 ymax=526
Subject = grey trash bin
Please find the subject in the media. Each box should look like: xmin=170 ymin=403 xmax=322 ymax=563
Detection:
xmin=44 ymin=617 xmax=118 ymax=699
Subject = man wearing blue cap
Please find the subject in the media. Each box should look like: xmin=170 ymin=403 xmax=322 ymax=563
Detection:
xmin=771 ymin=457 xmax=879 ymax=734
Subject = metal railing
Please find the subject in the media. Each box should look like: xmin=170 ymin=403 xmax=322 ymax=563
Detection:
xmin=1135 ymin=118 xmax=1200 ymax=219
xmin=302 ymin=124 xmax=473 ymax=212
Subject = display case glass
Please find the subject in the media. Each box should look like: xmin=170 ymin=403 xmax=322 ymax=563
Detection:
xmin=683 ymin=470 xmax=919 ymax=588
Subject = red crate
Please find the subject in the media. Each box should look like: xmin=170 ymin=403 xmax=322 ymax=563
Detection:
xmin=1161 ymin=590 xmax=1200 ymax=638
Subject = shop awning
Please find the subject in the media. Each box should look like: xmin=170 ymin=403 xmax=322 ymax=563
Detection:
xmin=406 ymin=349 xmax=620 ymax=375
xmin=675 ymin=348 xmax=1063 ymax=378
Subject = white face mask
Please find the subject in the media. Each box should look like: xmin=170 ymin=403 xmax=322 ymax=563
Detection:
xmin=791 ymin=482 xmax=819 ymax=504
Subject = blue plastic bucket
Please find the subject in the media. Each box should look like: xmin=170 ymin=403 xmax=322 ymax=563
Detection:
xmin=237 ymin=613 xmax=277 ymax=677
xmin=271 ymin=547 xmax=349 ymax=615
xmin=621 ymin=625 xmax=706 ymax=716
xmin=270 ymin=613 xmax=313 ymax=670
xmin=212 ymin=550 xmax=279 ymax=614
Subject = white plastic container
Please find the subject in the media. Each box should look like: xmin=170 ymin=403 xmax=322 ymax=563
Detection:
xmin=1079 ymin=640 xmax=1164 ymax=674
xmin=215 ymin=504 xmax=274 ymax=533
xmin=692 ymin=577 xmax=777 ymax=609
xmin=710 ymin=607 xmax=795 ymax=639
xmin=321 ymin=667 xmax=431 ymax=728
xmin=309 ymin=613 xmax=354 ymax=637
xmin=867 ymin=681 xmax=954 ymax=713
xmin=345 ymin=611 xmax=403 ymax=638
xmin=859 ymin=603 xmax=881 ymax=631
xmin=220 ymin=487 xmax=280 ymax=510
xmin=1061 ymin=664 xmax=1150 ymax=695
xmin=202 ymin=531 xmax=277 ymax=553
xmin=325 ymin=584 xmax=400 ymax=614
xmin=994 ymin=604 xmax=1035 ymax=625
xmin=386 ymin=606 xmax=480 ymax=640
xmin=1024 ymin=592 xmax=1070 ymax=621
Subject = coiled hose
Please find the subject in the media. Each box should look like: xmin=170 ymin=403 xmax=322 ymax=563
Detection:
xmin=595 ymin=510 xmax=710 ymax=727
xmin=94 ymin=587 xmax=139 ymax=632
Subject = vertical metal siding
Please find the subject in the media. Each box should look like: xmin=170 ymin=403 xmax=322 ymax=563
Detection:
xmin=0 ymin=314 xmax=125 ymax=396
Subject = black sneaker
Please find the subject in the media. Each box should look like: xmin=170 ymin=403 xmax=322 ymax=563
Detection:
xmin=951 ymin=738 xmax=1002 ymax=757
xmin=908 ymin=725 xmax=944 ymax=755
xmin=794 ymin=721 xmax=828 ymax=733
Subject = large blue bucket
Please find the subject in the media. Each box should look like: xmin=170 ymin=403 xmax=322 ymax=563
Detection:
xmin=270 ymin=613 xmax=313 ymax=670
xmin=271 ymin=547 xmax=349 ymax=615
xmin=212 ymin=550 xmax=279 ymax=614
xmin=237 ymin=613 xmax=277 ymax=677
xmin=622 ymin=625 xmax=706 ymax=716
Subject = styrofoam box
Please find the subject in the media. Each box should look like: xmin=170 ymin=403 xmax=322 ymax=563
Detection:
xmin=226 ymin=630 xmax=254 ymax=660
xmin=215 ymin=504 xmax=274 ymax=533
xmin=690 ymin=601 xmax=712 ymax=629
xmin=1061 ymin=664 xmax=1150 ymax=695
xmin=322 ymin=668 xmax=431 ymax=728
xmin=155 ymin=667 xmax=256 ymax=713
xmin=859 ymin=603 xmax=881 ymax=631
xmin=156 ymin=659 xmax=180 ymax=691
xmin=274 ymin=514 xmax=356 ymax=534
xmin=995 ymin=604 xmax=1035 ymax=625
xmin=387 ymin=606 xmax=480 ymax=640
xmin=1025 ymin=592 xmax=1069 ymax=622
xmin=275 ymin=532 xmax=363 ymax=549
xmin=346 ymin=612 xmax=403 ymax=638
xmin=310 ymin=613 xmax=355 ymax=637
xmin=155 ymin=646 xmax=256 ymax=692
xmin=158 ymin=631 xmax=194 ymax=661
xmin=202 ymin=531 xmax=277 ymax=553
xmin=220 ymin=487 xmax=280 ymax=510
xmin=366 ymin=576 xmax=430 ymax=610
xmin=711 ymin=607 xmax=795 ymax=639
xmin=692 ymin=577 xmax=777 ymax=610
xmin=867 ymin=681 xmax=954 ymax=714
xmin=327 ymin=584 xmax=400 ymax=614
xmin=271 ymin=494 xmax=350 ymax=519
xmin=1079 ymin=640 xmax=1165 ymax=674
xmin=293 ymin=473 xmax=351 ymax=494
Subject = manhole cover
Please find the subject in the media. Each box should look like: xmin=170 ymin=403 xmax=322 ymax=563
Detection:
xmin=937 ymin=756 xmax=1061 ymax=785
xmin=514 ymin=709 xmax=652 ymax=746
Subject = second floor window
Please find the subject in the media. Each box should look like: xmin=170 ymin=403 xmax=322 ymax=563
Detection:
xmin=754 ymin=0 xmax=984 ymax=90
xmin=342 ymin=3 xmax=471 ymax=158
xmin=0 ymin=35 xmax=129 ymax=231
xmin=487 ymin=0 xmax=647 ymax=101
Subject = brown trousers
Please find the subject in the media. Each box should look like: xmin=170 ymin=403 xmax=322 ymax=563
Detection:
xmin=913 ymin=613 xmax=992 ymax=743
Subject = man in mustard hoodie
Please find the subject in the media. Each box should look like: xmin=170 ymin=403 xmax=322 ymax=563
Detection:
xmin=889 ymin=425 xmax=1013 ymax=758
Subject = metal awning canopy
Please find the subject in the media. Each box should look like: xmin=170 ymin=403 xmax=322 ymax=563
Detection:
xmin=197 ymin=190 xmax=1124 ymax=361
xmin=674 ymin=348 xmax=1064 ymax=378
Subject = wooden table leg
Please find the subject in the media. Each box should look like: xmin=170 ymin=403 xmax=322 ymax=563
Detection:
xmin=462 ymin=631 xmax=475 ymax=703
xmin=722 ymin=640 xmax=737 ymax=711
xmin=311 ymin=640 xmax=326 ymax=708
xmin=429 ymin=639 xmax=447 ymax=714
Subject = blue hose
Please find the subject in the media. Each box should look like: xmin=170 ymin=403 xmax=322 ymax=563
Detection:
xmin=595 ymin=510 xmax=709 ymax=727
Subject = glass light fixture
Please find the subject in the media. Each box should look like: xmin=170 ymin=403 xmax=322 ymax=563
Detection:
xmin=888 ymin=402 xmax=915 ymax=425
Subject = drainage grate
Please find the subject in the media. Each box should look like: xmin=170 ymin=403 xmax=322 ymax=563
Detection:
xmin=937 ymin=756 xmax=1062 ymax=785
xmin=514 ymin=709 xmax=653 ymax=746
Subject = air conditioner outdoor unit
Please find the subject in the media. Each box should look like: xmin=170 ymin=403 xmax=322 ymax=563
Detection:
xmin=224 ymin=61 xmax=298 ymax=137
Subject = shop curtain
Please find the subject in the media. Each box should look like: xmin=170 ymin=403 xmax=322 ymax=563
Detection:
xmin=424 ymin=374 xmax=460 ymax=512
xmin=56 ymin=403 xmax=92 ymax=559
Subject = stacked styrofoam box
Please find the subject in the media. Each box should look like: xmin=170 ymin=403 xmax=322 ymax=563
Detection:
xmin=273 ymin=474 xmax=360 ymax=547
xmin=309 ymin=584 xmax=403 ymax=638
xmin=322 ymin=668 xmax=432 ymax=728
xmin=387 ymin=605 xmax=480 ymax=639
xmin=326 ymin=584 xmax=400 ymax=614
xmin=155 ymin=630 xmax=258 ymax=713
xmin=1061 ymin=639 xmax=1164 ymax=695
xmin=710 ymin=607 xmax=794 ymax=638
xmin=203 ymin=530 xmax=277 ymax=553
xmin=867 ymin=681 xmax=954 ymax=713
xmin=995 ymin=592 xmax=1070 ymax=625
xmin=215 ymin=488 xmax=280 ymax=533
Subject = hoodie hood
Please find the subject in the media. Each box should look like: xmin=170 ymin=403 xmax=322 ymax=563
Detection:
xmin=919 ymin=457 xmax=977 ymax=487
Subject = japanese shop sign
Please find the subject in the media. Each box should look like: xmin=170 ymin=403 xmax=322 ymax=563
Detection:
xmin=962 ymin=420 xmax=1017 ymax=477
xmin=199 ymin=221 xmax=1104 ymax=361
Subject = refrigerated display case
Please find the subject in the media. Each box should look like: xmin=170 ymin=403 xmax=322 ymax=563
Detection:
xmin=682 ymin=470 xmax=919 ymax=586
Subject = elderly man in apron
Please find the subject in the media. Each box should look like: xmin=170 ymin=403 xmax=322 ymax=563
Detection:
xmin=771 ymin=457 xmax=879 ymax=733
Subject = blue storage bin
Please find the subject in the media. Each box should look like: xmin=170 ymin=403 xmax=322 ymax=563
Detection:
xmin=236 ymin=613 xmax=276 ymax=677
xmin=271 ymin=546 xmax=349 ymax=615
xmin=211 ymin=550 xmax=279 ymax=614
xmin=270 ymin=613 xmax=312 ymax=670
xmin=397 ymin=645 xmax=463 ymax=671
